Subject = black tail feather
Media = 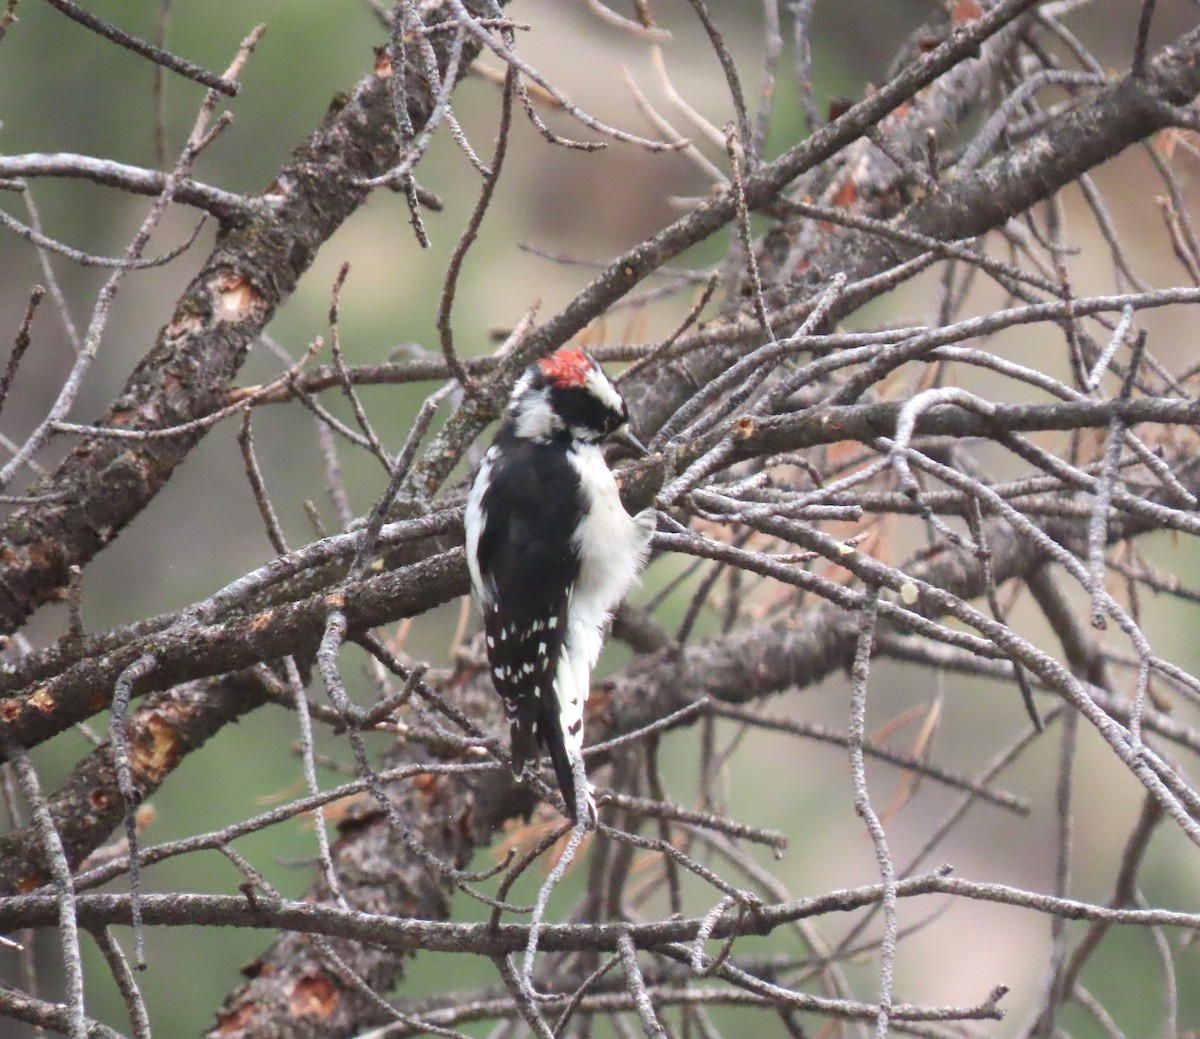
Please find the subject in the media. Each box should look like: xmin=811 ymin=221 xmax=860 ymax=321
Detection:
xmin=538 ymin=703 xmax=580 ymax=822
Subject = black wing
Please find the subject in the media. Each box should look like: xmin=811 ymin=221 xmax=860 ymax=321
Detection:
xmin=475 ymin=431 xmax=582 ymax=812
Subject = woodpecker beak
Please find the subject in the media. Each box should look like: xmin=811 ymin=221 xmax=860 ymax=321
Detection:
xmin=609 ymin=424 xmax=647 ymax=457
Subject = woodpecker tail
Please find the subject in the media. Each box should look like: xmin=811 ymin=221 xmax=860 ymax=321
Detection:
xmin=539 ymin=702 xmax=595 ymax=822
xmin=541 ymin=704 xmax=579 ymax=821
xmin=508 ymin=716 xmax=540 ymax=781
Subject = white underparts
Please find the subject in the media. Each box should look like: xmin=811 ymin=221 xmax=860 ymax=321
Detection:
xmin=556 ymin=442 xmax=654 ymax=769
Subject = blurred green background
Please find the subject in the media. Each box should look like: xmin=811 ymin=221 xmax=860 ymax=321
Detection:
xmin=2 ymin=1 xmax=1199 ymax=1036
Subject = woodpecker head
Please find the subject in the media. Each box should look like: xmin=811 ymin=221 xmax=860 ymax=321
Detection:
xmin=507 ymin=349 xmax=644 ymax=452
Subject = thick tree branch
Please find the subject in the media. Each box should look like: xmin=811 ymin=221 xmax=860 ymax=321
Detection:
xmin=0 ymin=550 xmax=463 ymax=757
xmin=3 ymin=875 xmax=1198 ymax=960
xmin=0 ymin=672 xmax=268 ymax=894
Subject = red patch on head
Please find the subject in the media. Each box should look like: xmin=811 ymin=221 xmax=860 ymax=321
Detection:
xmin=538 ymin=349 xmax=593 ymax=388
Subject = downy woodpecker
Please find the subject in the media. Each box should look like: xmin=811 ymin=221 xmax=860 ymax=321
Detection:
xmin=465 ymin=349 xmax=655 ymax=821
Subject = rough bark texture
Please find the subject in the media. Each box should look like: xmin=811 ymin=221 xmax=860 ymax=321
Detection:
xmin=0 ymin=673 xmax=268 ymax=894
xmin=0 ymin=550 xmax=464 ymax=757
xmin=207 ymin=681 xmax=536 ymax=1039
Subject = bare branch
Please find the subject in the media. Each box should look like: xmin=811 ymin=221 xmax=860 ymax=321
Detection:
xmin=43 ymin=0 xmax=239 ymax=95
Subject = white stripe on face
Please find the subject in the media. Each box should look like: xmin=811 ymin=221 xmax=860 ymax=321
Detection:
xmin=513 ymin=385 xmax=562 ymax=441
xmin=582 ymin=364 xmax=625 ymax=418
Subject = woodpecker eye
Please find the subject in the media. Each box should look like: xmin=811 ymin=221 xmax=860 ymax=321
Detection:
xmin=548 ymin=384 xmax=622 ymax=441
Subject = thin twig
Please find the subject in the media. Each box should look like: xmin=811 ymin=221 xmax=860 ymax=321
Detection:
xmin=0 ymin=730 xmax=88 ymax=1039
xmin=43 ymin=0 xmax=239 ymax=94
xmin=108 ymin=652 xmax=157 ymax=967
xmin=0 ymin=283 xmax=43 ymax=415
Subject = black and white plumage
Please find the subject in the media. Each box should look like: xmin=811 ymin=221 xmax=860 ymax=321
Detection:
xmin=465 ymin=349 xmax=655 ymax=821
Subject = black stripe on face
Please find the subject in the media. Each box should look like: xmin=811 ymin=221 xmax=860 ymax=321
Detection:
xmin=550 ymin=384 xmax=625 ymax=441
